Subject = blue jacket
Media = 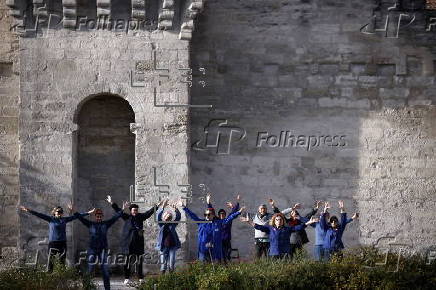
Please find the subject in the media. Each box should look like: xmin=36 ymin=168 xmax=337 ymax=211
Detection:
xmin=208 ymin=202 xmax=239 ymax=242
xmin=183 ymin=207 xmax=241 ymax=261
xmin=254 ymin=223 xmax=307 ymax=256
xmin=76 ymin=211 xmax=123 ymax=251
xmin=273 ymin=206 xmax=317 ymax=245
xmin=155 ymin=208 xmax=182 ymax=251
xmin=29 ymin=210 xmax=88 ymax=242
xmin=320 ymin=212 xmax=348 ymax=251
xmin=311 ymin=216 xmax=353 ymax=246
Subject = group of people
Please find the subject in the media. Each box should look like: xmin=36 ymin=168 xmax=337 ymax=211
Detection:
xmin=19 ymin=194 xmax=358 ymax=289
xmin=240 ymin=199 xmax=358 ymax=261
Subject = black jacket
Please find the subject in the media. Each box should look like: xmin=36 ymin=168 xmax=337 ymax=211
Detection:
xmin=111 ymin=203 xmax=156 ymax=254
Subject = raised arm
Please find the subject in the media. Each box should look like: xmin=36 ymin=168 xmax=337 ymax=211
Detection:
xmin=174 ymin=208 xmax=181 ymax=222
xmin=337 ymin=200 xmax=348 ymax=231
xmin=254 ymin=224 xmax=270 ymax=233
xmin=339 ymin=212 xmax=348 ymax=233
xmin=222 ymin=207 xmax=245 ymax=225
xmin=111 ymin=201 xmax=129 ymax=220
xmin=303 ymin=201 xmax=320 ymax=220
xmin=346 ymin=212 xmax=358 ymax=225
xmin=206 ymin=193 xmax=213 ymax=209
xmin=182 ymin=207 xmax=204 ymax=222
xmin=157 ymin=208 xmax=164 ymax=222
xmin=227 ymin=194 xmax=240 ymax=214
xmin=139 ymin=199 xmax=166 ymax=221
xmin=75 ymin=212 xmax=92 ymax=228
xmin=280 ymin=202 xmax=301 ymax=215
xmin=320 ymin=202 xmax=330 ymax=231
xmin=105 ymin=210 xmax=124 ymax=228
xmin=23 ymin=207 xmax=53 ymax=222
xmin=64 ymin=212 xmax=90 ymax=223
xmin=269 ymin=199 xmax=281 ymax=214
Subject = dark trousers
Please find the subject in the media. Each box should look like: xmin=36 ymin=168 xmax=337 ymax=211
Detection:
xmin=88 ymin=249 xmax=110 ymax=290
xmin=222 ymin=240 xmax=232 ymax=262
xmin=289 ymin=243 xmax=303 ymax=259
xmin=124 ymin=233 xmax=144 ymax=279
xmin=255 ymin=240 xmax=270 ymax=259
xmin=124 ymin=254 xmax=144 ymax=279
xmin=47 ymin=241 xmax=66 ymax=272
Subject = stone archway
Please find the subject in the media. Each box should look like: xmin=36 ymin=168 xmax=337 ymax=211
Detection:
xmin=73 ymin=94 xmax=135 ymax=258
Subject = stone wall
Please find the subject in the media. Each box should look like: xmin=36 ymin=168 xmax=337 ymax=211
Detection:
xmin=0 ymin=0 xmax=210 ymax=270
xmin=18 ymin=29 xmax=190 ymax=268
xmin=1 ymin=0 xmax=436 ymax=269
xmin=0 ymin=0 xmax=20 ymax=264
xmin=189 ymin=0 xmax=436 ymax=259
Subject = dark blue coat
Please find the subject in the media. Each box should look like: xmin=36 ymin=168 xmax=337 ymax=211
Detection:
xmin=208 ymin=202 xmax=239 ymax=242
xmin=320 ymin=212 xmax=348 ymax=252
xmin=155 ymin=208 xmax=182 ymax=251
xmin=76 ymin=211 xmax=123 ymax=251
xmin=254 ymin=223 xmax=306 ymax=256
xmin=311 ymin=216 xmax=353 ymax=246
xmin=29 ymin=210 xmax=88 ymax=242
xmin=183 ymin=207 xmax=241 ymax=261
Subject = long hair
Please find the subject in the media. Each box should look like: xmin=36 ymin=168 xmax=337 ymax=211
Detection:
xmin=269 ymin=212 xmax=286 ymax=227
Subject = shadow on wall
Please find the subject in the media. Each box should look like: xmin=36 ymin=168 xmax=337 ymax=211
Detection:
xmin=187 ymin=0 xmax=436 ymax=260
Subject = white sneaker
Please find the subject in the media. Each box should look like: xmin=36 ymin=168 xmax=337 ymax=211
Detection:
xmin=123 ymin=279 xmax=130 ymax=285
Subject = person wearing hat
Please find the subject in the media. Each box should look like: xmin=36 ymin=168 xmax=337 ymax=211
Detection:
xmin=106 ymin=195 xmax=165 ymax=285
xmin=207 ymin=194 xmax=240 ymax=262
xmin=155 ymin=199 xmax=182 ymax=273
xmin=320 ymin=200 xmax=358 ymax=260
xmin=19 ymin=203 xmax=92 ymax=272
xmin=75 ymin=203 xmax=126 ymax=290
xmin=180 ymin=197 xmax=245 ymax=263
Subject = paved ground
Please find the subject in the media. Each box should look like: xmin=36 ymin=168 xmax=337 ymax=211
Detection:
xmin=95 ymin=278 xmax=149 ymax=290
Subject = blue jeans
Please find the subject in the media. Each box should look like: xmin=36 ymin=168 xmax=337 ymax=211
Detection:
xmin=88 ymin=249 xmax=110 ymax=290
xmin=314 ymin=245 xmax=325 ymax=261
xmin=160 ymin=248 xmax=177 ymax=272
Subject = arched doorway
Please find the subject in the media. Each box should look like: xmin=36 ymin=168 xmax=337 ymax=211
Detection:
xmin=73 ymin=94 xmax=135 ymax=258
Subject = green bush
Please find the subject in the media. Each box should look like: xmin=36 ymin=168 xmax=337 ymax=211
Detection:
xmin=0 ymin=259 xmax=96 ymax=290
xmin=140 ymin=247 xmax=436 ymax=290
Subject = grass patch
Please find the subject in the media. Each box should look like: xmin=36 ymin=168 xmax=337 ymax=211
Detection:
xmin=0 ymin=258 xmax=96 ymax=290
xmin=140 ymin=247 xmax=436 ymax=290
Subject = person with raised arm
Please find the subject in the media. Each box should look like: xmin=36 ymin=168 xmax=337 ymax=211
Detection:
xmin=181 ymin=197 xmax=245 ymax=263
xmin=271 ymin=200 xmax=320 ymax=258
xmin=75 ymin=203 xmax=126 ymax=290
xmin=19 ymin=203 xmax=92 ymax=272
xmin=310 ymin=201 xmax=357 ymax=261
xmin=106 ymin=195 xmax=165 ymax=285
xmin=156 ymin=199 xmax=181 ymax=274
xmin=240 ymin=199 xmax=276 ymax=259
xmin=320 ymin=200 xmax=358 ymax=260
xmin=206 ymin=193 xmax=240 ymax=262
xmin=241 ymin=211 xmax=318 ymax=259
